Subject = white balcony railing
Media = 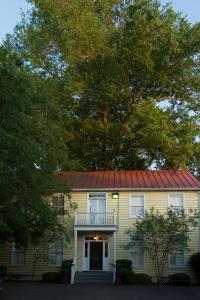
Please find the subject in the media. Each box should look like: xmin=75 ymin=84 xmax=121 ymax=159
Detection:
xmin=74 ymin=212 xmax=116 ymax=226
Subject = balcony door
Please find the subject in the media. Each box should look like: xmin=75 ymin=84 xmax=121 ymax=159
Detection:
xmin=88 ymin=193 xmax=106 ymax=225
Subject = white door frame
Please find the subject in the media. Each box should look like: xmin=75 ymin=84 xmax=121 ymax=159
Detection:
xmin=82 ymin=237 xmax=109 ymax=271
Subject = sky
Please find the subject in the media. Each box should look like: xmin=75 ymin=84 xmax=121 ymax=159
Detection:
xmin=0 ymin=0 xmax=200 ymax=44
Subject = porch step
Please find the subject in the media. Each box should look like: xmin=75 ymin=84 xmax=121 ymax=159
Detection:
xmin=74 ymin=271 xmax=113 ymax=284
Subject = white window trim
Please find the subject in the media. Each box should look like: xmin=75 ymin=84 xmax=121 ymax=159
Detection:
xmin=48 ymin=239 xmax=64 ymax=267
xmin=168 ymin=193 xmax=185 ymax=211
xmin=168 ymin=249 xmax=185 ymax=268
xmin=128 ymin=193 xmax=145 ymax=219
xmin=128 ymin=236 xmax=145 ymax=268
xmin=11 ymin=242 xmax=26 ymax=267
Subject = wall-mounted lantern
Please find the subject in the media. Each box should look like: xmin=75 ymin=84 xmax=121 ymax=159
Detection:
xmin=112 ymin=192 xmax=119 ymax=199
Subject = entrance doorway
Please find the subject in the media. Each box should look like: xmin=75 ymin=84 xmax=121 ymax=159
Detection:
xmin=90 ymin=242 xmax=103 ymax=270
xmin=83 ymin=237 xmax=109 ymax=271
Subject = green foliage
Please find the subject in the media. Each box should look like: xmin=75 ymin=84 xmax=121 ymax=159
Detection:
xmin=120 ymin=269 xmax=135 ymax=284
xmin=126 ymin=208 xmax=199 ymax=283
xmin=61 ymin=260 xmax=73 ymax=274
xmin=42 ymin=272 xmax=62 ymax=283
xmin=119 ymin=270 xmax=151 ymax=285
xmin=169 ymin=273 xmax=191 ymax=286
xmin=11 ymin=0 xmax=200 ymax=172
xmin=0 ymin=45 xmax=73 ymax=247
xmin=61 ymin=260 xmax=72 ymax=283
xmin=133 ymin=273 xmax=152 ymax=285
xmin=189 ymin=252 xmax=200 ymax=284
xmin=116 ymin=259 xmax=132 ymax=272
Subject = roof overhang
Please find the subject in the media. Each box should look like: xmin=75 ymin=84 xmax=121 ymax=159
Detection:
xmin=70 ymin=188 xmax=200 ymax=192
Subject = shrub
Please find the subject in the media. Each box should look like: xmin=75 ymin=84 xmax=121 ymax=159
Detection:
xmin=133 ymin=273 xmax=152 ymax=285
xmin=61 ymin=260 xmax=73 ymax=273
xmin=189 ymin=252 xmax=200 ymax=284
xmin=42 ymin=272 xmax=62 ymax=283
xmin=121 ymin=269 xmax=135 ymax=284
xmin=61 ymin=260 xmax=73 ymax=282
xmin=116 ymin=260 xmax=132 ymax=272
xmin=169 ymin=273 xmax=191 ymax=286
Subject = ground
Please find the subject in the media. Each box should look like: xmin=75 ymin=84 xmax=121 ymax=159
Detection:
xmin=1 ymin=282 xmax=200 ymax=300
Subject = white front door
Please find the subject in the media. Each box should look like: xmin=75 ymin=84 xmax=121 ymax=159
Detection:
xmin=83 ymin=237 xmax=109 ymax=271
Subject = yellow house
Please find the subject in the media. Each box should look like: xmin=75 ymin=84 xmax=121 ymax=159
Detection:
xmin=1 ymin=170 xmax=200 ymax=283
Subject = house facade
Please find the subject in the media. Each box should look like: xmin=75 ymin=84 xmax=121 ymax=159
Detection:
xmin=1 ymin=170 xmax=200 ymax=283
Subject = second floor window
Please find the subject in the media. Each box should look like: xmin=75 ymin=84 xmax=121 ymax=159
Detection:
xmin=51 ymin=195 xmax=64 ymax=216
xmin=129 ymin=195 xmax=144 ymax=218
xmin=168 ymin=194 xmax=183 ymax=212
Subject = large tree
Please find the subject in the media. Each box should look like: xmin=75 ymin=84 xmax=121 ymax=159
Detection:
xmin=8 ymin=0 xmax=200 ymax=172
xmin=0 ymin=45 xmax=74 ymax=246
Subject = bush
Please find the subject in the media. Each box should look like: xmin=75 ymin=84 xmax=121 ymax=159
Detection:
xmin=61 ymin=260 xmax=73 ymax=273
xmin=42 ymin=272 xmax=62 ymax=283
xmin=133 ymin=273 xmax=152 ymax=285
xmin=189 ymin=252 xmax=200 ymax=284
xmin=116 ymin=260 xmax=132 ymax=272
xmin=119 ymin=271 xmax=151 ymax=285
xmin=121 ymin=269 xmax=135 ymax=284
xmin=169 ymin=273 xmax=191 ymax=286
xmin=61 ymin=260 xmax=73 ymax=282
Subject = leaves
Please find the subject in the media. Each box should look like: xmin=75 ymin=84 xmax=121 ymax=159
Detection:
xmin=0 ymin=45 xmax=73 ymax=246
xmin=7 ymin=0 xmax=200 ymax=172
xmin=127 ymin=207 xmax=199 ymax=282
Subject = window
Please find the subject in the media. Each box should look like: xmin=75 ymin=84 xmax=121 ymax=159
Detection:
xmin=129 ymin=195 xmax=144 ymax=218
xmin=48 ymin=240 xmax=63 ymax=267
xmin=128 ymin=239 xmax=144 ymax=267
xmin=88 ymin=193 xmax=106 ymax=224
xmin=51 ymin=195 xmax=64 ymax=216
xmin=84 ymin=242 xmax=88 ymax=258
xmin=12 ymin=243 xmax=26 ymax=266
xmin=169 ymin=244 xmax=184 ymax=267
xmin=105 ymin=241 xmax=108 ymax=258
xmin=168 ymin=194 xmax=183 ymax=212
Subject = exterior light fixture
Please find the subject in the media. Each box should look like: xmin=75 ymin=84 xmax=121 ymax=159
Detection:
xmin=112 ymin=192 xmax=119 ymax=199
xmin=94 ymin=235 xmax=98 ymax=241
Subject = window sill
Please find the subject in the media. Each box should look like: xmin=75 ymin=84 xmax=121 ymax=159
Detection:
xmin=168 ymin=265 xmax=185 ymax=268
xmin=11 ymin=264 xmax=26 ymax=267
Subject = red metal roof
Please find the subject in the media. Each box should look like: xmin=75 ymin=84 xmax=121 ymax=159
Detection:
xmin=58 ymin=170 xmax=200 ymax=191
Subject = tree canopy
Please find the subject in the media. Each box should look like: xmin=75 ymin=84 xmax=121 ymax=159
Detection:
xmin=8 ymin=0 xmax=200 ymax=172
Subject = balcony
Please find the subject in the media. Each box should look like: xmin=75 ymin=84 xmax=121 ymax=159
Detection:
xmin=74 ymin=212 xmax=117 ymax=231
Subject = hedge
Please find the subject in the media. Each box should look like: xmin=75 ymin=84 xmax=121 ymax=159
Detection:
xmin=189 ymin=252 xmax=200 ymax=284
xmin=42 ymin=272 xmax=62 ymax=283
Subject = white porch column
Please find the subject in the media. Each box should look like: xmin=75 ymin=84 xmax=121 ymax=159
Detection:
xmin=71 ymin=229 xmax=77 ymax=284
xmin=74 ymin=229 xmax=77 ymax=267
xmin=113 ymin=230 xmax=117 ymax=283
